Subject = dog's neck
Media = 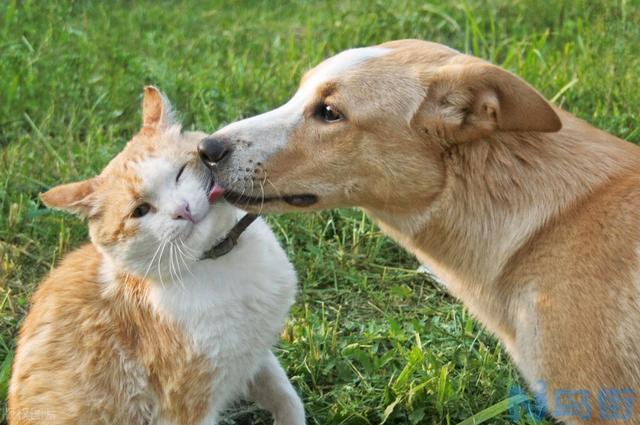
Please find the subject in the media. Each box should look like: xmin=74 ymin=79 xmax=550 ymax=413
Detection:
xmin=366 ymin=112 xmax=638 ymax=346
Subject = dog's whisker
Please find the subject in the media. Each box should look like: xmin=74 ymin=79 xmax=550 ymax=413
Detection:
xmin=258 ymin=180 xmax=266 ymax=215
xmin=264 ymin=174 xmax=283 ymax=199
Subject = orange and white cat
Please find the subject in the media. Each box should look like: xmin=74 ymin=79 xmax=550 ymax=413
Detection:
xmin=8 ymin=87 xmax=305 ymax=425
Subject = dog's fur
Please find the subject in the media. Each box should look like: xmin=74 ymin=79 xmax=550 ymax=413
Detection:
xmin=205 ymin=40 xmax=640 ymax=424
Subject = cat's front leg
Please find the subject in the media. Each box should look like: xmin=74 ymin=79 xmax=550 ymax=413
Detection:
xmin=248 ymin=351 xmax=305 ymax=425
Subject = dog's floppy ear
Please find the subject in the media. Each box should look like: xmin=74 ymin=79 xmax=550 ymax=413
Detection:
xmin=40 ymin=178 xmax=100 ymax=217
xmin=421 ymin=63 xmax=561 ymax=142
xmin=142 ymin=86 xmax=176 ymax=132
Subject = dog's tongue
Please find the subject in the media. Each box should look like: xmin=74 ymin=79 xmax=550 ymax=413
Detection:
xmin=208 ymin=184 xmax=225 ymax=203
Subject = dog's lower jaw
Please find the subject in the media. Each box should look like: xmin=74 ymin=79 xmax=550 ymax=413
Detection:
xmin=282 ymin=194 xmax=318 ymax=207
xmin=222 ymin=191 xmax=319 ymax=210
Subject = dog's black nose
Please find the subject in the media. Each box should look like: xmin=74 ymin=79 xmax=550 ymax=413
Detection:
xmin=198 ymin=137 xmax=232 ymax=167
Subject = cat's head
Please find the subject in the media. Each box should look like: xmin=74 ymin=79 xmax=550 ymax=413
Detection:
xmin=41 ymin=87 xmax=238 ymax=281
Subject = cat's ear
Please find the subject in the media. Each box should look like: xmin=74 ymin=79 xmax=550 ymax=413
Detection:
xmin=142 ymin=86 xmax=176 ymax=131
xmin=40 ymin=178 xmax=100 ymax=217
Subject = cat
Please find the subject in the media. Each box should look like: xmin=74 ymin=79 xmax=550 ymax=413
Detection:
xmin=8 ymin=87 xmax=305 ymax=425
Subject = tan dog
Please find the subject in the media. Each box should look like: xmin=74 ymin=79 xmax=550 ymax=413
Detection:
xmin=199 ymin=40 xmax=640 ymax=424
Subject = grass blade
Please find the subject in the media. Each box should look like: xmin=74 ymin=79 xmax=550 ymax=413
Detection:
xmin=456 ymin=394 xmax=530 ymax=425
xmin=0 ymin=351 xmax=14 ymax=401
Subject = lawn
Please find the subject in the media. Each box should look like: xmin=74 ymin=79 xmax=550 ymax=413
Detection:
xmin=0 ymin=0 xmax=638 ymax=424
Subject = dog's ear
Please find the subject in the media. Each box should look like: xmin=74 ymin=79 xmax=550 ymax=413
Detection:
xmin=142 ymin=86 xmax=176 ymax=132
xmin=40 ymin=178 xmax=100 ymax=217
xmin=420 ymin=63 xmax=561 ymax=142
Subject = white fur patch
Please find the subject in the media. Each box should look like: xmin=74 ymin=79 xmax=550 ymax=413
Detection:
xmin=217 ymin=47 xmax=389 ymax=152
xmin=146 ymin=217 xmax=299 ymax=419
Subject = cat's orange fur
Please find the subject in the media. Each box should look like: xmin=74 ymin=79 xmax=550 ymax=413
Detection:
xmin=9 ymin=245 xmax=214 ymax=424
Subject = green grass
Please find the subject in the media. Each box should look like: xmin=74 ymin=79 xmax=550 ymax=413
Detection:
xmin=1 ymin=0 xmax=638 ymax=423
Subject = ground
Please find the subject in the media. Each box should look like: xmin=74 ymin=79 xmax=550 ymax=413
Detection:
xmin=0 ymin=1 xmax=638 ymax=424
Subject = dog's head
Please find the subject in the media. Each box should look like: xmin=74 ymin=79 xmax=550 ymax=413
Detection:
xmin=200 ymin=39 xmax=561 ymax=214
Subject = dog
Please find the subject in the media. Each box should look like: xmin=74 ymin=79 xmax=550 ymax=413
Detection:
xmin=199 ymin=40 xmax=640 ymax=424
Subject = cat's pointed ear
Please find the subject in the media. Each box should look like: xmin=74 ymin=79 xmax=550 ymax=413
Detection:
xmin=142 ymin=86 xmax=176 ymax=131
xmin=40 ymin=178 xmax=100 ymax=217
xmin=419 ymin=62 xmax=561 ymax=142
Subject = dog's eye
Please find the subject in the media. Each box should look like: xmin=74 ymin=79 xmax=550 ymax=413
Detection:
xmin=176 ymin=163 xmax=187 ymax=183
xmin=318 ymin=104 xmax=343 ymax=123
xmin=132 ymin=202 xmax=153 ymax=218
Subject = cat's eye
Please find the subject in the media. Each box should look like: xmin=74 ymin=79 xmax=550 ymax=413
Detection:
xmin=132 ymin=202 xmax=152 ymax=218
xmin=176 ymin=163 xmax=187 ymax=183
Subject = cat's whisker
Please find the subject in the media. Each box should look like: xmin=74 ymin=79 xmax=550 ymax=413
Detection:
xmin=176 ymin=241 xmax=192 ymax=266
xmin=156 ymin=238 xmax=169 ymax=289
xmin=176 ymin=239 xmax=197 ymax=282
xmin=168 ymin=243 xmax=180 ymax=289
xmin=142 ymin=239 xmax=166 ymax=283
xmin=172 ymin=242 xmax=187 ymax=290
xmin=167 ymin=244 xmax=174 ymax=281
xmin=176 ymin=243 xmax=193 ymax=270
xmin=177 ymin=238 xmax=199 ymax=260
xmin=170 ymin=244 xmax=179 ymax=287
xmin=180 ymin=242 xmax=199 ymax=263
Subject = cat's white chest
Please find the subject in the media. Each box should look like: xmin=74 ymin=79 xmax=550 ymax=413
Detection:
xmin=147 ymin=222 xmax=297 ymax=422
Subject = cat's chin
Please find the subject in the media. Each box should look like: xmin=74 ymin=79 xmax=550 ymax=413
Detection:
xmin=181 ymin=201 xmax=240 ymax=259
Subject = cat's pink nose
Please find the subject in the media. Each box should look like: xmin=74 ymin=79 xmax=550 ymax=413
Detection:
xmin=172 ymin=202 xmax=194 ymax=222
